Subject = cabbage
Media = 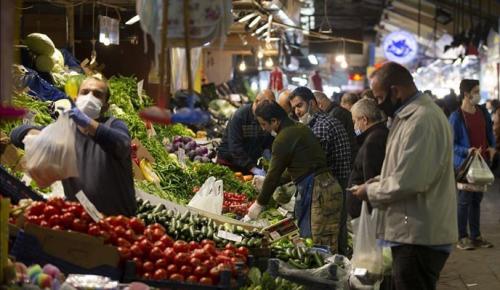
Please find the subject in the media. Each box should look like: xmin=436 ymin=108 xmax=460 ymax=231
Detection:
xmin=35 ymin=55 xmax=55 ymax=72
xmin=25 ymin=33 xmax=55 ymax=55
xmin=51 ymin=49 xmax=65 ymax=72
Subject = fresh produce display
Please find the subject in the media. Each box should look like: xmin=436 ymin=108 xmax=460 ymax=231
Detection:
xmin=165 ymin=135 xmax=216 ymax=163
xmin=242 ymin=267 xmax=305 ymax=290
xmin=270 ymin=238 xmax=326 ymax=269
xmin=258 ymin=208 xmax=285 ymax=225
xmin=136 ymin=199 xmax=264 ymax=248
xmin=0 ymin=92 xmax=52 ymax=134
xmin=222 ymin=191 xmax=252 ymax=217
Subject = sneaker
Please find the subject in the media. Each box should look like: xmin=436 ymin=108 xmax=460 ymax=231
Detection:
xmin=471 ymin=236 xmax=494 ymax=248
xmin=456 ymin=238 xmax=475 ymax=250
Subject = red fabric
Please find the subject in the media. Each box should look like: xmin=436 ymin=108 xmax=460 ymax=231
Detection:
xmin=463 ymin=109 xmax=488 ymax=158
xmin=311 ymin=73 xmax=323 ymax=91
xmin=269 ymin=69 xmax=283 ymax=91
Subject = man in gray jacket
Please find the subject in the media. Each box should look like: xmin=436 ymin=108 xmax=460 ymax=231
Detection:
xmin=352 ymin=62 xmax=457 ymax=290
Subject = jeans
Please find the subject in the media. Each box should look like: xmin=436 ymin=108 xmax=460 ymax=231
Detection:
xmin=391 ymin=245 xmax=449 ymax=290
xmin=457 ymin=190 xmax=483 ymax=239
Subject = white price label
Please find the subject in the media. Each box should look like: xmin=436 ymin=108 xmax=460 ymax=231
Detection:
xmin=76 ymin=191 xmax=104 ymax=222
xmin=277 ymin=207 xmax=288 ymax=216
xmin=269 ymin=231 xmax=281 ymax=240
xmin=217 ymin=230 xmax=242 ymax=243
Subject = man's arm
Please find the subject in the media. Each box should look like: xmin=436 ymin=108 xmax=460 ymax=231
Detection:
xmin=449 ymin=113 xmax=469 ymax=158
xmin=366 ymin=119 xmax=449 ymax=207
xmin=92 ymin=119 xmax=131 ymax=159
xmin=10 ymin=125 xmax=43 ymax=149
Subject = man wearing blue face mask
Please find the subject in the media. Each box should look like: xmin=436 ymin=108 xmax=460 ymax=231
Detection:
xmin=10 ymin=76 xmax=136 ymax=216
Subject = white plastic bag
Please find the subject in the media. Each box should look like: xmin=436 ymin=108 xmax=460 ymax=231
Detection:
xmin=351 ymin=201 xmax=383 ymax=276
xmin=188 ymin=177 xmax=223 ymax=215
xmin=466 ymin=151 xmax=494 ymax=185
xmin=22 ymin=114 xmax=78 ymax=188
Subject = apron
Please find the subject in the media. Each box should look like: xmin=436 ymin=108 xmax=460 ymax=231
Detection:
xmin=294 ymin=170 xmax=344 ymax=251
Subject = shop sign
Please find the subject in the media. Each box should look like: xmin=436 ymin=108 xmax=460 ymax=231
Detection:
xmin=383 ymin=30 xmax=419 ymax=64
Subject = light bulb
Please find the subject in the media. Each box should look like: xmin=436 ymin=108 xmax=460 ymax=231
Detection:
xmin=103 ymin=37 xmax=110 ymax=46
xmin=340 ymin=61 xmax=348 ymax=69
xmin=335 ymin=54 xmax=345 ymax=63
xmin=239 ymin=60 xmax=247 ymax=72
xmin=265 ymin=57 xmax=274 ymax=68
xmin=308 ymin=54 xmax=318 ymax=65
xmin=257 ymin=50 xmax=264 ymax=59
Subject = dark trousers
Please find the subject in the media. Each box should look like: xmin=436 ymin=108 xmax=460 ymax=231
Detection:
xmin=457 ymin=190 xmax=483 ymax=239
xmin=391 ymin=245 xmax=449 ymax=290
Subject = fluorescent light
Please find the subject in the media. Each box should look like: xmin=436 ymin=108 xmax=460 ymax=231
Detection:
xmin=291 ymin=77 xmax=308 ymax=86
xmin=238 ymin=12 xmax=257 ymax=23
xmin=249 ymin=15 xmax=262 ymax=28
xmin=308 ymin=54 xmax=318 ymax=65
xmin=203 ymin=42 xmax=210 ymax=47
xmin=125 ymin=15 xmax=140 ymax=25
xmin=239 ymin=60 xmax=247 ymax=72
xmin=335 ymin=54 xmax=346 ymax=63
xmin=265 ymin=57 xmax=274 ymax=68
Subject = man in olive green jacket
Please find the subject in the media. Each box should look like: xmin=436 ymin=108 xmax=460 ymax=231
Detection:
xmin=352 ymin=62 xmax=457 ymax=290
xmin=245 ymin=101 xmax=343 ymax=251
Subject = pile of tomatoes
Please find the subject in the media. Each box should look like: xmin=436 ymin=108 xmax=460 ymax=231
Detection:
xmin=222 ymin=192 xmax=252 ymax=217
xmin=21 ymin=198 xmax=250 ymax=286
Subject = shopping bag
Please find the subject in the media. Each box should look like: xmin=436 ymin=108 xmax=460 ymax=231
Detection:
xmin=22 ymin=114 xmax=78 ymax=188
xmin=351 ymin=201 xmax=383 ymax=276
xmin=455 ymin=152 xmax=475 ymax=182
xmin=188 ymin=177 xmax=223 ymax=215
xmin=466 ymin=151 xmax=495 ymax=185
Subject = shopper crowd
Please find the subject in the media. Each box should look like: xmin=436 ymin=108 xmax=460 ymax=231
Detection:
xmin=216 ymin=62 xmax=496 ymax=290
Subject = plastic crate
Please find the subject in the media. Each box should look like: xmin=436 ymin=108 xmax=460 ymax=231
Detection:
xmin=122 ymin=260 xmax=249 ymax=289
xmin=0 ymin=166 xmax=44 ymax=204
xmin=10 ymin=230 xmax=122 ymax=280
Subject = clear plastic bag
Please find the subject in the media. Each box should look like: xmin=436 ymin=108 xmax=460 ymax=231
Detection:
xmin=466 ymin=151 xmax=494 ymax=185
xmin=22 ymin=114 xmax=78 ymax=188
xmin=351 ymin=201 xmax=383 ymax=276
xmin=188 ymin=177 xmax=223 ymax=214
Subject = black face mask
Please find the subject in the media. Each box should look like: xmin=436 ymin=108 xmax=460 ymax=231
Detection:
xmin=377 ymin=89 xmax=401 ymax=118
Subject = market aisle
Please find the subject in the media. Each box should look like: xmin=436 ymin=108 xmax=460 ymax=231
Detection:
xmin=438 ymin=179 xmax=500 ymax=290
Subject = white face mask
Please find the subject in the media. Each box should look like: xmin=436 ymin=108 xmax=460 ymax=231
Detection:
xmin=76 ymin=93 xmax=103 ymax=119
xmin=471 ymin=93 xmax=481 ymax=105
xmin=271 ymin=130 xmax=277 ymax=137
xmin=354 ymin=127 xmax=362 ymax=136
xmin=298 ymin=102 xmax=314 ymax=124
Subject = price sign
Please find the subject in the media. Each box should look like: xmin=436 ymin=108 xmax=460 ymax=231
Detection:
xmin=217 ymin=230 xmax=243 ymax=243
xmin=76 ymin=191 xmax=103 ymax=222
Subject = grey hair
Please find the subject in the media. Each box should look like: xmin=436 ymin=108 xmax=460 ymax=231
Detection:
xmin=351 ymin=98 xmax=385 ymax=123
xmin=313 ymin=90 xmax=328 ymax=100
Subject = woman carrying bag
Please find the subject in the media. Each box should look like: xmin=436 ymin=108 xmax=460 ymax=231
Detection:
xmin=449 ymin=79 xmax=496 ymax=250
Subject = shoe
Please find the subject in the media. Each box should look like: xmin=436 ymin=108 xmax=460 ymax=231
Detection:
xmin=471 ymin=236 xmax=494 ymax=248
xmin=456 ymin=238 xmax=475 ymax=250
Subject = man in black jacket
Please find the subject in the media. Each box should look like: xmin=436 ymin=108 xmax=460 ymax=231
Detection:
xmin=347 ymin=98 xmax=388 ymax=218
xmin=314 ymin=91 xmax=358 ymax=159
xmin=216 ymin=90 xmax=275 ymax=175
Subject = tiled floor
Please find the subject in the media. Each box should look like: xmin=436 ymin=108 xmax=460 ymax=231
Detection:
xmin=437 ymin=180 xmax=500 ymax=290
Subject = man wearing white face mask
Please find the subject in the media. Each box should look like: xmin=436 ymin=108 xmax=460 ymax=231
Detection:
xmin=10 ymin=76 xmax=136 ymax=216
xmin=449 ymin=79 xmax=496 ymax=250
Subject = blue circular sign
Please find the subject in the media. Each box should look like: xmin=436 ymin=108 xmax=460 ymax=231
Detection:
xmin=383 ymin=31 xmax=418 ymax=64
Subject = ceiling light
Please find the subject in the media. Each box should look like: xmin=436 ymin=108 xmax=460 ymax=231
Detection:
xmin=238 ymin=12 xmax=257 ymax=23
xmin=335 ymin=54 xmax=346 ymax=63
xmin=125 ymin=15 xmax=140 ymax=25
xmin=257 ymin=49 xmax=264 ymax=59
xmin=318 ymin=0 xmax=332 ymax=33
xmin=239 ymin=60 xmax=247 ymax=72
xmin=340 ymin=61 xmax=348 ymax=69
xmin=249 ymin=15 xmax=262 ymax=28
xmin=265 ymin=57 xmax=274 ymax=68
xmin=308 ymin=54 xmax=318 ymax=65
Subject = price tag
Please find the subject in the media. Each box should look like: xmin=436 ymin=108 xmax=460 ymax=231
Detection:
xmin=76 ymin=191 xmax=103 ymax=222
xmin=277 ymin=207 xmax=288 ymax=216
xmin=217 ymin=230 xmax=242 ymax=243
xmin=177 ymin=148 xmax=186 ymax=167
xmin=269 ymin=231 xmax=281 ymax=240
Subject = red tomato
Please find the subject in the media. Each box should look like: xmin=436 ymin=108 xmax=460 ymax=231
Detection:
xmin=115 ymin=215 xmax=129 ymax=227
xmin=163 ymin=247 xmax=176 ymax=262
xmin=100 ymin=231 xmax=112 ymax=244
xmin=128 ymin=217 xmax=145 ymax=234
xmin=236 ymin=246 xmax=249 ymax=257
xmin=80 ymin=211 xmax=92 ymax=222
xmin=67 ymin=205 xmax=82 ymax=216
xmin=43 ymin=205 xmax=59 ymax=216
xmin=215 ymin=255 xmax=232 ymax=265
xmin=139 ymin=239 xmax=153 ymax=254
xmin=200 ymin=239 xmax=215 ymax=247
xmin=225 ymin=243 xmax=236 ymax=251
xmin=142 ymin=272 xmax=152 ymax=279
xmin=153 ymin=268 xmax=168 ymax=280
xmin=188 ymin=241 xmax=200 ymax=251
xmin=117 ymin=237 xmax=132 ymax=248
xmin=51 ymin=225 xmax=62 ymax=231
xmin=155 ymin=258 xmax=168 ymax=269
xmin=124 ymin=229 xmax=136 ymax=242
xmin=28 ymin=202 xmax=45 ymax=215
xmin=159 ymin=235 xmax=174 ymax=247
xmin=203 ymin=244 xmax=216 ymax=256
xmin=149 ymin=247 xmax=164 ymax=261
xmin=166 ymin=264 xmax=178 ymax=275
xmin=143 ymin=261 xmax=154 ymax=273
xmin=26 ymin=215 xmax=42 ymax=225
xmin=113 ymin=226 xmax=127 ymax=238
xmin=130 ymin=244 xmax=144 ymax=258
xmin=87 ymin=225 xmax=101 ymax=237
xmin=209 ymin=266 xmax=221 ymax=282
xmin=180 ymin=265 xmax=192 ymax=277
xmin=97 ymin=220 xmax=112 ymax=231
xmin=132 ymin=257 xmax=143 ymax=273
xmin=117 ymin=246 xmax=131 ymax=260
xmin=149 ymin=223 xmax=166 ymax=232
xmin=48 ymin=215 xmax=61 ymax=227
xmin=151 ymin=228 xmax=164 ymax=242
xmin=174 ymin=252 xmax=189 ymax=265
xmin=60 ymin=212 xmax=75 ymax=228
xmin=222 ymin=249 xmax=234 ymax=257
xmin=186 ymin=275 xmax=198 ymax=283
xmin=193 ymin=265 xmax=207 ymax=277
xmin=199 ymin=277 xmax=213 ymax=285
xmin=169 ymin=273 xmax=184 ymax=282
xmin=71 ymin=218 xmax=87 ymax=232
xmin=192 ymin=248 xmax=208 ymax=260
xmin=202 ymin=259 xmax=215 ymax=269
xmin=153 ymin=240 xmax=167 ymax=250
xmin=47 ymin=197 xmax=65 ymax=208
xmin=189 ymin=257 xmax=202 ymax=267
xmin=235 ymin=253 xmax=247 ymax=263
xmin=40 ymin=220 xmax=49 ymax=228
xmin=173 ymin=240 xmax=189 ymax=253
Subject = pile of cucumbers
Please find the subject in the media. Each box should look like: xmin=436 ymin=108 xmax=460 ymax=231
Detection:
xmin=271 ymin=240 xmax=325 ymax=269
xmin=136 ymin=199 xmax=263 ymax=248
